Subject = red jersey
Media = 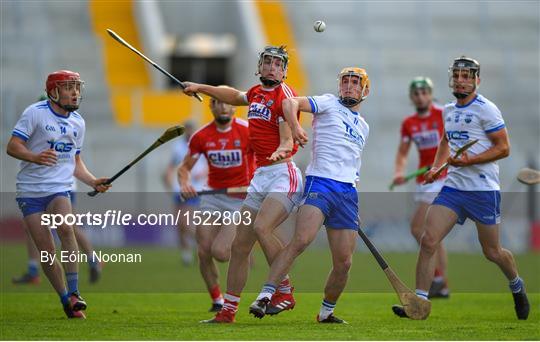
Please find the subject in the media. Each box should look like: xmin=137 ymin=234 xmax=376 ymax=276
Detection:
xmin=400 ymin=104 xmax=446 ymax=183
xmin=189 ymin=118 xmax=255 ymax=189
xmin=245 ymin=82 xmax=300 ymax=167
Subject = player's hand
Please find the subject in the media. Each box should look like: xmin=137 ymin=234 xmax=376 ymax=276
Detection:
xmin=182 ymin=82 xmax=200 ymax=97
xmin=423 ymin=168 xmax=438 ymax=184
xmin=33 ymin=149 xmax=58 ymax=166
xmin=392 ymin=174 xmax=406 ymax=186
xmin=92 ymin=178 xmax=112 ymax=193
xmin=448 ymin=151 xmax=471 ymax=167
xmin=267 ymin=147 xmax=291 ymax=162
xmin=180 ymin=183 xmax=198 ymax=199
xmin=292 ymin=125 xmax=309 ymax=147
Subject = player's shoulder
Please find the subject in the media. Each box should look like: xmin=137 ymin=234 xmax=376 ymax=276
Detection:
xmin=279 ymin=82 xmax=297 ymax=98
xmin=474 ymin=94 xmax=500 ymax=114
xmin=192 ymin=121 xmax=215 ymax=138
xmin=71 ymin=111 xmax=85 ymax=125
xmin=234 ymin=118 xmax=249 ymax=128
xmin=22 ymin=100 xmax=48 ymax=116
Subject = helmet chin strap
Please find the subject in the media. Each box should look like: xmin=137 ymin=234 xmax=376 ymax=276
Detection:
xmin=339 ymin=97 xmax=360 ymax=107
xmin=259 ymin=77 xmax=281 ymax=87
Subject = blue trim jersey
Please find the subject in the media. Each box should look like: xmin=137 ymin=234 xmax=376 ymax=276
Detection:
xmin=12 ymin=100 xmax=85 ymax=197
xmin=443 ymin=94 xmax=505 ymax=191
xmin=306 ymin=94 xmax=369 ymax=185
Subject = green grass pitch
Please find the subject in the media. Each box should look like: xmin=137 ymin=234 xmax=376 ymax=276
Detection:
xmin=1 ymin=244 xmax=539 ymax=340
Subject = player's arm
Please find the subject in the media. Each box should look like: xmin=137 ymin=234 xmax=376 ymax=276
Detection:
xmin=448 ymin=128 xmax=510 ymax=166
xmin=393 ymin=139 xmax=412 ymax=185
xmin=178 ymin=154 xmax=199 ymax=198
xmin=6 ymin=136 xmax=57 ymax=166
xmin=282 ymin=97 xmax=311 ymax=146
xmin=74 ymin=154 xmax=111 ymax=192
xmin=268 ymin=121 xmax=294 ymax=162
xmin=182 ymin=82 xmax=247 ymax=106
xmin=424 ymin=133 xmax=451 ymax=183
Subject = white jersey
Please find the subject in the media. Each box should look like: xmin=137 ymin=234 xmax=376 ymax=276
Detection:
xmin=170 ymin=136 xmax=207 ymax=192
xmin=12 ymin=100 xmax=85 ymax=197
xmin=306 ymin=94 xmax=369 ymax=184
xmin=443 ymin=94 xmax=506 ymax=191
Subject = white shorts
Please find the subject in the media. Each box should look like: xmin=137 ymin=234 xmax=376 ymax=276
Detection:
xmin=414 ymin=179 xmax=445 ymax=204
xmin=200 ymin=193 xmax=244 ymax=213
xmin=243 ymin=161 xmax=303 ymax=213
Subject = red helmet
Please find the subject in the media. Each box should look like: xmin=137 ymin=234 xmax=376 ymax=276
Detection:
xmin=45 ymin=70 xmax=82 ymax=94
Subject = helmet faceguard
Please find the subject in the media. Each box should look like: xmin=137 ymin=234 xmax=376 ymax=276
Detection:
xmin=337 ymin=67 xmax=370 ymax=108
xmin=45 ymin=70 xmax=84 ymax=111
xmin=256 ymin=45 xmax=289 ymax=87
xmin=448 ymin=56 xmax=480 ymax=99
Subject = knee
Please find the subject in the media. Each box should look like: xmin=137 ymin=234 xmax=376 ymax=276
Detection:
xmin=197 ymin=243 xmax=212 ymax=261
xmin=55 ymin=225 xmax=74 ymax=240
xmin=253 ymin=221 xmax=272 ymax=239
xmin=211 ymin=243 xmax=231 ymax=263
xmin=333 ymin=257 xmax=353 ymax=274
xmin=289 ymin=236 xmax=311 ymax=256
xmin=419 ymin=231 xmax=439 ymax=255
xmin=482 ymin=247 xmax=502 ymax=263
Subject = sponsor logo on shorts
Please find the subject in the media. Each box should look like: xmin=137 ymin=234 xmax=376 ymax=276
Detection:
xmin=309 ymin=192 xmax=318 ymax=199
xmin=207 ymin=149 xmax=242 ymax=168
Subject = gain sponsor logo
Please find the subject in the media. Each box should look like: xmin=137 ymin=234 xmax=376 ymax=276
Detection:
xmin=342 ymin=121 xmax=365 ymax=147
xmin=207 ymin=149 xmax=242 ymax=168
xmin=248 ymin=102 xmax=272 ymax=121
xmin=47 ymin=140 xmax=74 ymax=152
xmin=446 ymin=130 xmax=469 ymax=140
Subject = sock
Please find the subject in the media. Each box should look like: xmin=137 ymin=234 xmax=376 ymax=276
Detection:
xmin=209 ymin=284 xmax=224 ymax=305
xmin=65 ymin=272 xmax=78 ymax=294
xmin=222 ymin=292 xmax=240 ymax=314
xmin=318 ymin=299 xmax=336 ymax=320
xmin=509 ymin=276 xmax=524 ymax=293
xmin=59 ymin=290 xmax=70 ymax=306
xmin=256 ymin=283 xmax=276 ymax=301
xmin=88 ymin=252 xmax=99 ymax=269
xmin=415 ymin=289 xmax=429 ymax=300
xmin=181 ymin=249 xmax=193 ymax=264
xmin=277 ymin=275 xmax=292 ymax=294
xmin=28 ymin=260 xmax=39 ymax=277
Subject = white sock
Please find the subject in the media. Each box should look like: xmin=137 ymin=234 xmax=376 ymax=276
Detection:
xmin=318 ymin=299 xmax=336 ymax=320
xmin=415 ymin=289 xmax=429 ymax=300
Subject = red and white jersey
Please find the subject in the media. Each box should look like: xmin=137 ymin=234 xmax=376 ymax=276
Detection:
xmin=189 ymin=118 xmax=255 ymax=189
xmin=400 ymin=104 xmax=445 ymax=183
xmin=244 ymin=83 xmax=300 ymax=167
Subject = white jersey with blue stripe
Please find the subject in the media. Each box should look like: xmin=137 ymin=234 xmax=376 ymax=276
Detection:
xmin=12 ymin=100 xmax=85 ymax=197
xmin=443 ymin=94 xmax=506 ymax=191
xmin=306 ymin=94 xmax=369 ymax=185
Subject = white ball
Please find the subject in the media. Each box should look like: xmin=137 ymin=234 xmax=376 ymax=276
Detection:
xmin=314 ymin=20 xmax=326 ymax=32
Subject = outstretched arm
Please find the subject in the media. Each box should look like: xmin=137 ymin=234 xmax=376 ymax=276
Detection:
xmin=183 ymin=82 xmax=248 ymax=106
xmin=282 ymin=97 xmax=312 ymax=146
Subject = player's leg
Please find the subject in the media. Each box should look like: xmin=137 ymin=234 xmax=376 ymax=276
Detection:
xmin=12 ymin=226 xmax=41 ymax=284
xmin=415 ymin=204 xmax=457 ymax=298
xmin=413 ymin=187 xmax=450 ymax=298
xmin=317 ymin=228 xmax=357 ymax=323
xmin=249 ymin=204 xmax=324 ymax=318
xmin=201 ymin=205 xmax=258 ymax=323
xmin=196 ymin=221 xmax=222 ymax=311
xmin=73 ymin=226 xmax=101 ymax=283
xmin=476 ymin=222 xmax=529 ymax=319
xmin=176 ymin=200 xmax=197 ymax=266
xmin=47 ymin=195 xmax=87 ymax=312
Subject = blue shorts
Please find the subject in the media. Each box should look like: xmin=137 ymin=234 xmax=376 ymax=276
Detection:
xmin=16 ymin=191 xmax=71 ymax=217
xmin=69 ymin=191 xmax=76 ymax=205
xmin=173 ymin=194 xmax=200 ymax=207
xmin=432 ymin=186 xmax=501 ymax=225
xmin=302 ymin=176 xmax=359 ymax=230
